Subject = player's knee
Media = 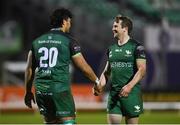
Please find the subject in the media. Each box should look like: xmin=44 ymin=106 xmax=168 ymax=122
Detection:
xmin=44 ymin=116 xmax=57 ymax=124
xmin=108 ymin=114 xmax=122 ymax=124
xmin=63 ymin=119 xmax=76 ymax=125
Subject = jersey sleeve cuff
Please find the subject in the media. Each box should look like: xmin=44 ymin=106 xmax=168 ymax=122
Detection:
xmin=72 ymin=52 xmax=81 ymax=57
xmin=136 ymin=58 xmax=146 ymax=61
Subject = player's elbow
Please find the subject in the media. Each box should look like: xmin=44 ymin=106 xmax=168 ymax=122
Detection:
xmin=25 ymin=67 xmax=32 ymax=79
xmin=139 ymin=65 xmax=146 ymax=78
xmin=138 ymin=65 xmax=146 ymax=78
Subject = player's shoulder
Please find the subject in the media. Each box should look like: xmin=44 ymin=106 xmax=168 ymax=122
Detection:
xmin=108 ymin=42 xmax=117 ymax=49
xmin=32 ymin=35 xmax=42 ymax=46
xmin=130 ymin=39 xmax=146 ymax=52
xmin=32 ymin=32 xmax=49 ymax=44
xmin=68 ymin=34 xmax=79 ymax=43
xmin=129 ymin=38 xmax=144 ymax=47
xmin=67 ymin=35 xmax=82 ymax=49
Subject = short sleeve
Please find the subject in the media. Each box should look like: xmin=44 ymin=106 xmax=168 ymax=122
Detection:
xmin=135 ymin=44 xmax=146 ymax=60
xmin=70 ymin=40 xmax=81 ymax=57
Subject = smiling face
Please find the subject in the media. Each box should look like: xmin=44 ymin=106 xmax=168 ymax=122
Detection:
xmin=112 ymin=20 xmax=127 ymax=38
xmin=112 ymin=16 xmax=133 ymax=39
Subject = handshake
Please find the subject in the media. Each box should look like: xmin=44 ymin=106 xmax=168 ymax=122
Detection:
xmin=92 ymin=74 xmax=106 ymax=96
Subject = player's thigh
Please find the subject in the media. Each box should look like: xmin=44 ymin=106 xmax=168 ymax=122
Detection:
xmin=35 ymin=92 xmax=57 ymax=122
xmin=121 ymin=92 xmax=143 ymax=117
xmin=107 ymin=93 xmax=122 ymax=114
xmin=53 ymin=90 xmax=76 ymax=117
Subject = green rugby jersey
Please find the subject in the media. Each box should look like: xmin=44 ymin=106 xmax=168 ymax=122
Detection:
xmin=108 ymin=39 xmax=146 ymax=93
xmin=31 ymin=29 xmax=81 ymax=93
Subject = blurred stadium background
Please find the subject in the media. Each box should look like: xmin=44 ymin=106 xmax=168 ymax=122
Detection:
xmin=0 ymin=0 xmax=180 ymax=124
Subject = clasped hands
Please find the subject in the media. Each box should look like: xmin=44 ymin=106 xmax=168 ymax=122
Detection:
xmin=92 ymin=82 xmax=103 ymax=96
xmin=92 ymin=75 xmax=106 ymax=96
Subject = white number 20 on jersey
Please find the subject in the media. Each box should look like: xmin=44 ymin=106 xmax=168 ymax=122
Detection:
xmin=38 ymin=47 xmax=58 ymax=67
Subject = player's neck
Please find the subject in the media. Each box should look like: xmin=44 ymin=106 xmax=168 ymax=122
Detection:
xmin=118 ymin=34 xmax=130 ymax=46
xmin=60 ymin=27 xmax=66 ymax=33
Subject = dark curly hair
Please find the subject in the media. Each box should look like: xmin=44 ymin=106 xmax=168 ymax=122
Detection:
xmin=50 ymin=8 xmax=72 ymax=28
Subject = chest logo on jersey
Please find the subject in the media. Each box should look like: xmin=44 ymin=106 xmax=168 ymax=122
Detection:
xmin=115 ymin=49 xmax=122 ymax=52
xmin=125 ymin=50 xmax=132 ymax=57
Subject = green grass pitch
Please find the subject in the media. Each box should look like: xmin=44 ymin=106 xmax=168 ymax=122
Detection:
xmin=0 ymin=110 xmax=180 ymax=124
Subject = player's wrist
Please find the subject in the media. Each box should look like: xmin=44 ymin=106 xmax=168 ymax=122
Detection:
xmin=94 ymin=78 xmax=100 ymax=86
xmin=127 ymin=82 xmax=134 ymax=89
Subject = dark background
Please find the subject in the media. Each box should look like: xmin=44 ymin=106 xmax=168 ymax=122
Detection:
xmin=0 ymin=0 xmax=180 ymax=92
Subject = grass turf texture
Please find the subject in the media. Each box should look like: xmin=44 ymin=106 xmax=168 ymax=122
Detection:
xmin=0 ymin=110 xmax=180 ymax=124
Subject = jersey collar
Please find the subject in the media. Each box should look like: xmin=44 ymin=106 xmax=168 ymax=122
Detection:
xmin=50 ymin=28 xmax=71 ymax=38
xmin=117 ymin=38 xmax=130 ymax=47
xmin=51 ymin=28 xmax=61 ymax=31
